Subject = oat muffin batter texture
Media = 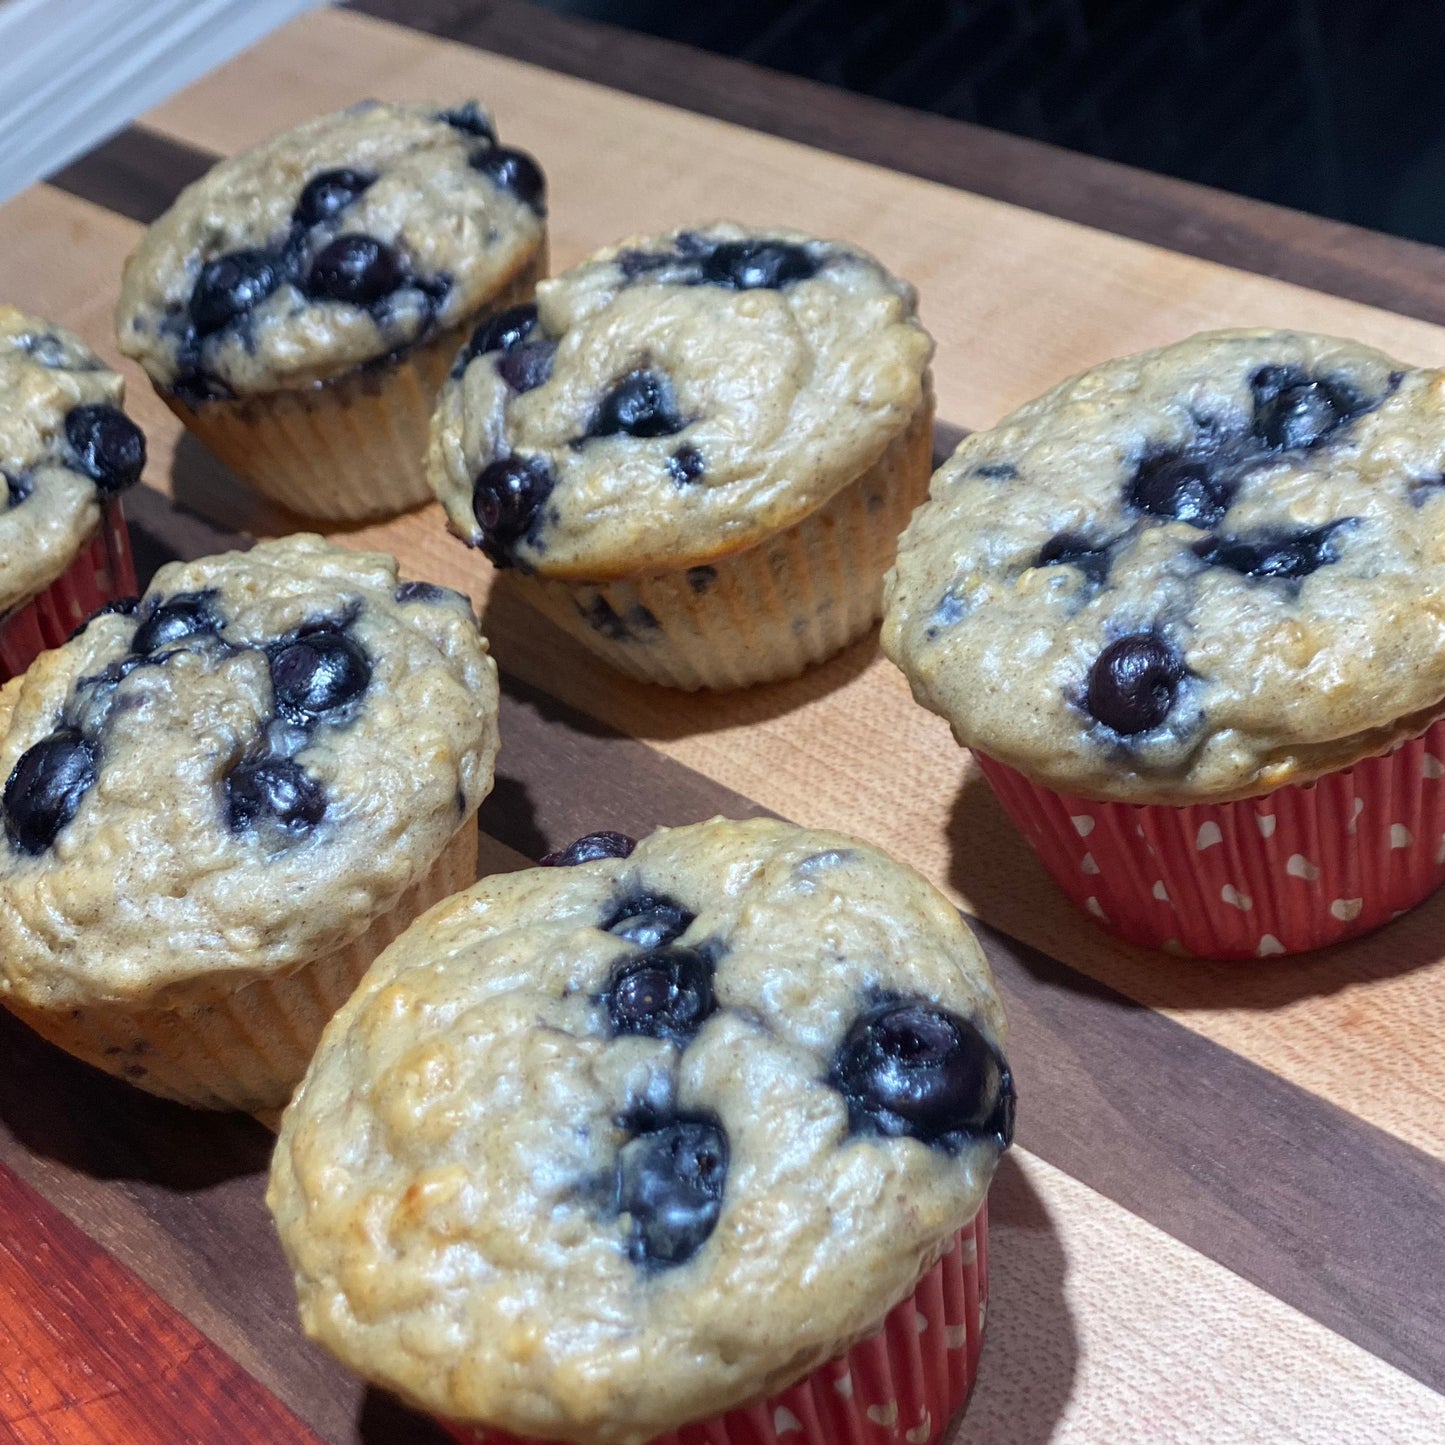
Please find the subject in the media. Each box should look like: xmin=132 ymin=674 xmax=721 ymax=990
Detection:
xmin=885 ymin=329 xmax=1445 ymax=803
xmin=116 ymin=101 xmax=545 ymax=400
xmin=428 ymin=222 xmax=933 ymax=575
xmin=269 ymin=818 xmax=1013 ymax=1443
xmin=0 ymin=536 xmax=499 ymax=1107
xmin=0 ymin=306 xmax=145 ymax=613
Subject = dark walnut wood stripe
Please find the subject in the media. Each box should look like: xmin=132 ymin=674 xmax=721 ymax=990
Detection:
xmin=346 ymin=0 xmax=1445 ymax=330
xmin=0 ymin=1157 xmax=327 ymax=1443
xmin=47 ymin=126 xmax=215 ymax=224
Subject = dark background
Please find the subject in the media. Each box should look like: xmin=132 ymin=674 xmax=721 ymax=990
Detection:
xmin=533 ymin=0 xmax=1445 ymax=246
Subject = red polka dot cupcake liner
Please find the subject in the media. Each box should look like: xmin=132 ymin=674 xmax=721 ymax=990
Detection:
xmin=975 ymin=724 xmax=1445 ymax=958
xmin=441 ymin=1201 xmax=988 ymax=1445
xmin=0 ymin=499 xmax=137 ymax=683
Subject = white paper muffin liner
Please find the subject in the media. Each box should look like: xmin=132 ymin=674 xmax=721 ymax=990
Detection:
xmin=5 ymin=822 xmax=479 ymax=1111
xmin=513 ymin=392 xmax=935 ymax=690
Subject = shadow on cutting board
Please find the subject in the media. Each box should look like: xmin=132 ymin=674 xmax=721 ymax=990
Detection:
xmin=963 ymin=1151 xmax=1077 ymax=1444
xmin=0 ymin=1008 xmax=272 ymax=1188
xmin=358 ymin=1388 xmax=455 ymax=1444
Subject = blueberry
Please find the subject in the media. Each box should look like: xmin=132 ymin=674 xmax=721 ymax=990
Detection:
xmin=1410 ymin=475 xmax=1445 ymax=506
xmin=699 ymin=239 xmax=817 ymax=290
xmin=1085 ymin=633 xmax=1183 ymax=735
xmin=587 ymin=370 xmax=685 ymax=440
xmin=5 ymin=471 xmax=32 ymax=506
xmin=471 ymin=455 xmax=554 ymax=566
xmin=306 ymin=235 xmax=405 ymax=306
xmin=579 ymin=595 xmax=658 ymax=641
xmin=437 ymin=102 xmax=495 ymax=142
xmin=831 ymin=1000 xmax=1014 ymax=1150
xmin=470 ymin=146 xmax=546 ymax=214
xmin=393 ymin=580 xmax=456 ymax=605
xmin=190 ymin=249 xmax=283 ymax=335
xmin=69 ymin=596 xmax=139 ymax=641
xmin=926 ymin=592 xmax=967 ymax=637
xmin=64 ymin=405 xmax=145 ymax=495
xmin=1037 ymin=531 xmax=1111 ymax=584
xmin=131 ymin=591 xmax=222 ymax=655
xmin=269 ymin=629 xmax=370 ymax=722
xmin=973 ymin=461 xmax=1018 ymax=480
xmin=602 ymin=892 xmax=695 ymax=950
xmin=19 ymin=332 xmax=79 ymax=369
xmin=668 ymin=445 xmax=704 ymax=485
xmin=225 ymin=756 xmax=326 ymax=834
xmin=293 ymin=168 xmax=375 ymax=228
xmin=616 ymin=248 xmax=671 ymax=281
xmin=497 ymin=340 xmax=557 ymax=394
xmin=451 ymin=304 xmax=540 ymax=379
xmin=415 ymin=272 xmax=454 ymax=310
xmin=605 ymin=947 xmax=714 ymax=1044
xmin=1128 ymin=449 xmax=1236 ymax=529
xmin=615 ymin=1117 xmax=728 ymax=1267
xmin=3 ymin=729 xmax=97 ymax=855
xmin=1195 ymin=521 xmax=1350 ymax=580
xmin=539 ymin=831 xmax=636 ymax=866
xmin=168 ymin=327 xmax=232 ymax=404
xmin=1252 ymin=366 xmax=1359 ymax=451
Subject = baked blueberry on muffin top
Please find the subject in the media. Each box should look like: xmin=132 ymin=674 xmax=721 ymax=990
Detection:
xmin=428 ymin=221 xmax=933 ymax=573
xmin=0 ymin=535 xmax=498 ymax=1005
xmin=268 ymin=817 xmax=1011 ymax=1443
xmin=0 ymin=306 xmax=144 ymax=614
xmin=884 ymin=329 xmax=1445 ymax=802
xmin=115 ymin=101 xmax=545 ymax=403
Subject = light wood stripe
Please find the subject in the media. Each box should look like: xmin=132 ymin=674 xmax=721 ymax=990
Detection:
xmin=971 ymin=1154 xmax=1445 ymax=1444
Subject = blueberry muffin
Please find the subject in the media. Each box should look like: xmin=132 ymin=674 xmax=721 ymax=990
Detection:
xmin=884 ymin=329 xmax=1445 ymax=956
xmin=0 ymin=536 xmax=499 ymax=1109
xmin=269 ymin=819 xmax=1013 ymax=1444
xmin=428 ymin=222 xmax=934 ymax=689
xmin=0 ymin=307 xmax=142 ymax=680
xmin=116 ymin=101 xmax=547 ymax=523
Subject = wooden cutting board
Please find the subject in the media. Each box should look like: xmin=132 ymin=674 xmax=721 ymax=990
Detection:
xmin=0 ymin=5 xmax=1442 ymax=1441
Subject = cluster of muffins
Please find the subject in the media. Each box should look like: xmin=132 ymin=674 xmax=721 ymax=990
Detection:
xmin=0 ymin=98 xmax=1002 ymax=1445
xmin=2 ymin=82 xmax=1440 ymax=1445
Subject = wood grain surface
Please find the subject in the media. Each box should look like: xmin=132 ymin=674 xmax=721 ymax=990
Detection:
xmin=2 ymin=6 xmax=1444 ymax=1442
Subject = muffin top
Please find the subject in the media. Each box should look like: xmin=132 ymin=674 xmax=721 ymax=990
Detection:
xmin=115 ymin=101 xmax=546 ymax=401
xmin=883 ymin=328 xmax=1445 ymax=804
xmin=427 ymin=222 xmax=933 ymax=578
xmin=0 ymin=307 xmax=146 ymax=614
xmin=268 ymin=818 xmax=1013 ymax=1444
xmin=0 ymin=535 xmax=498 ymax=1008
